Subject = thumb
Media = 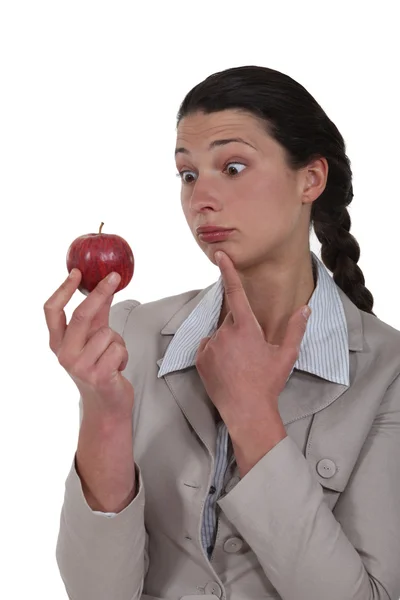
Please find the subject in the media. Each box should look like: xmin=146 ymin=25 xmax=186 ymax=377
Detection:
xmin=88 ymin=293 xmax=115 ymax=337
xmin=280 ymin=305 xmax=311 ymax=359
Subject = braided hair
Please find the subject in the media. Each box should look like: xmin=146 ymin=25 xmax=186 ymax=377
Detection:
xmin=312 ymin=186 xmax=374 ymax=314
xmin=177 ymin=65 xmax=375 ymax=315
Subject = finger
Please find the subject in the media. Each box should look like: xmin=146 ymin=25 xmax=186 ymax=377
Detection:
xmin=87 ymin=293 xmax=115 ymax=338
xmin=94 ymin=341 xmax=129 ymax=385
xmin=71 ymin=329 xmax=126 ymax=375
xmin=44 ymin=269 xmax=82 ymax=354
xmin=215 ymin=251 xmax=253 ymax=326
xmin=196 ymin=336 xmax=212 ymax=356
xmin=219 ymin=310 xmax=234 ymax=329
xmin=280 ymin=305 xmax=311 ymax=364
xmin=62 ymin=272 xmax=121 ymax=354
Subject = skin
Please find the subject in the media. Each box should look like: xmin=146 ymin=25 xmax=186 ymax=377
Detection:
xmin=196 ymin=250 xmax=311 ymax=476
xmin=176 ymin=109 xmax=328 ymax=346
xmin=43 ymin=109 xmax=330 ymax=490
xmin=176 ymin=109 xmax=329 ymax=475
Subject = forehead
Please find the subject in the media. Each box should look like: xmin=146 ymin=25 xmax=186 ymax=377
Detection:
xmin=176 ymin=110 xmax=270 ymax=148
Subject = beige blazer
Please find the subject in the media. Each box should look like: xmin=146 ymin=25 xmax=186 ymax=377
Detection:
xmin=56 ymin=282 xmax=400 ymax=600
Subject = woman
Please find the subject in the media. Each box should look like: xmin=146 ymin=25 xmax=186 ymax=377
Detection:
xmin=47 ymin=66 xmax=400 ymax=600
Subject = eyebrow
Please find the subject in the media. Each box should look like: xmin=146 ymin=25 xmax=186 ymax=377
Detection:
xmin=174 ymin=137 xmax=256 ymax=156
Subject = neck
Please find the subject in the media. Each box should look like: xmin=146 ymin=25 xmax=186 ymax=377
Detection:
xmin=218 ymin=250 xmax=316 ymax=346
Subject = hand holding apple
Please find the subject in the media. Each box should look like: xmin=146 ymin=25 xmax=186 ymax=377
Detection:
xmin=66 ymin=222 xmax=134 ymax=295
xmin=44 ymin=268 xmax=135 ymax=421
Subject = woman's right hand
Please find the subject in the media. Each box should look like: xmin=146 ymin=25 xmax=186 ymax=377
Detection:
xmin=44 ymin=269 xmax=134 ymax=420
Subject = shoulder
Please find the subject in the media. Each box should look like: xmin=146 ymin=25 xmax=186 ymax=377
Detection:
xmin=108 ymin=287 xmax=209 ymax=388
xmin=109 ymin=286 xmax=207 ymax=335
xmin=355 ymin=307 xmax=400 ymax=393
xmin=360 ymin=309 xmax=400 ymax=356
xmin=338 ymin=286 xmax=400 ymax=375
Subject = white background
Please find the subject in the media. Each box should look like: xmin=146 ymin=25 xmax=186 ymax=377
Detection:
xmin=1 ymin=1 xmax=399 ymax=598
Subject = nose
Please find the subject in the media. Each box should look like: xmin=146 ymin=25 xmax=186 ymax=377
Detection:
xmin=188 ymin=176 xmax=221 ymax=214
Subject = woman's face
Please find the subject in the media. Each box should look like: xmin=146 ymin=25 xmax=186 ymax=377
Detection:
xmin=176 ymin=109 xmax=326 ymax=271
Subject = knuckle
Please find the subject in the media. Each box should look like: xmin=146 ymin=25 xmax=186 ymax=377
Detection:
xmin=57 ymin=350 xmax=81 ymax=375
xmin=110 ymin=341 xmax=127 ymax=364
xmin=114 ymin=333 xmax=126 ymax=347
xmin=69 ymin=362 xmax=90 ymax=383
xmin=97 ymin=325 xmax=113 ymax=339
xmin=226 ymin=284 xmax=241 ymax=296
xmin=49 ymin=340 xmax=58 ymax=354
xmin=109 ymin=340 xmax=121 ymax=354
xmin=43 ymin=299 xmax=54 ymax=313
xmin=92 ymin=342 xmax=127 ymax=388
xmin=78 ymin=367 xmax=95 ymax=387
xmin=94 ymin=327 xmax=125 ymax=348
xmin=57 ymin=350 xmax=71 ymax=370
xmin=70 ymin=308 xmax=86 ymax=325
xmin=93 ymin=365 xmax=113 ymax=388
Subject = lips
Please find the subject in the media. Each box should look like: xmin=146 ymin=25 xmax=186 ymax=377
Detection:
xmin=196 ymin=226 xmax=233 ymax=234
xmin=197 ymin=229 xmax=234 ymax=243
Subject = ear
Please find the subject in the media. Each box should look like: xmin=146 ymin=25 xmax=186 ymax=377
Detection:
xmin=301 ymin=157 xmax=329 ymax=205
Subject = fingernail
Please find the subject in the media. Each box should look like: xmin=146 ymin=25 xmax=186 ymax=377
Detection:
xmin=302 ymin=306 xmax=311 ymax=320
xmin=69 ymin=268 xmax=78 ymax=278
xmin=107 ymin=272 xmax=120 ymax=285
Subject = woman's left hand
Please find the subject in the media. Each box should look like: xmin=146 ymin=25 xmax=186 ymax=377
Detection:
xmin=195 ymin=250 xmax=311 ymax=435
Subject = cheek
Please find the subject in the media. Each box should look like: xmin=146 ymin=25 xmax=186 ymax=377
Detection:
xmin=237 ymin=174 xmax=300 ymax=239
xmin=238 ymin=174 xmax=293 ymax=216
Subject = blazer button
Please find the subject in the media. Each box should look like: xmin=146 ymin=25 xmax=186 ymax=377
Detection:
xmin=223 ymin=536 xmax=244 ymax=553
xmin=204 ymin=581 xmax=223 ymax=597
xmin=316 ymin=458 xmax=337 ymax=478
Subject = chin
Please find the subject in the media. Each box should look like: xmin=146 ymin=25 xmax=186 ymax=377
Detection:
xmin=205 ymin=243 xmax=233 ymax=262
xmin=208 ymin=245 xmax=243 ymax=269
xmin=217 ymin=246 xmax=267 ymax=274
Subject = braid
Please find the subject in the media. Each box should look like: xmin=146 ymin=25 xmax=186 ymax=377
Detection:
xmin=176 ymin=64 xmax=376 ymax=315
xmin=312 ymin=188 xmax=375 ymax=315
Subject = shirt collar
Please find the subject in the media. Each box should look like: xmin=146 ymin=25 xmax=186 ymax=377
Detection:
xmin=158 ymin=252 xmax=349 ymax=385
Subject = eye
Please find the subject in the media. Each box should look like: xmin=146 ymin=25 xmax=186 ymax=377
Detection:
xmin=177 ymin=170 xmax=198 ymax=184
xmin=224 ymin=162 xmax=246 ymax=176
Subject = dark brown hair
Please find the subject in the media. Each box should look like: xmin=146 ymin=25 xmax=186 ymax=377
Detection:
xmin=177 ymin=65 xmax=374 ymax=315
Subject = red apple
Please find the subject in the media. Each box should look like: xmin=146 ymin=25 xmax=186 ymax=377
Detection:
xmin=66 ymin=222 xmax=134 ymax=295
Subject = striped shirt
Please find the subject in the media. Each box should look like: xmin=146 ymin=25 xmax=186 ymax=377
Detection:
xmin=157 ymin=252 xmax=349 ymax=558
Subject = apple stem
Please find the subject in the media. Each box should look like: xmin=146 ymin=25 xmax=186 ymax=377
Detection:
xmin=99 ymin=222 xmax=104 ymax=234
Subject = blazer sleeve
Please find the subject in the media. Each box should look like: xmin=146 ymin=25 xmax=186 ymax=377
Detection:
xmin=55 ymin=299 xmax=149 ymax=600
xmin=218 ymin=373 xmax=400 ymax=600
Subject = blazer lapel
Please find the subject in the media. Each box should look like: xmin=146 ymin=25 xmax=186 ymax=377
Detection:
xmin=161 ymin=367 xmax=218 ymax=458
xmin=156 ymin=282 xmax=218 ymax=457
xmin=278 ymin=371 xmax=348 ymax=425
xmin=156 ymin=282 xmax=364 ymax=446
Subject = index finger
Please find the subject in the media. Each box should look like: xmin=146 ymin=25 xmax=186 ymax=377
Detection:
xmin=44 ymin=268 xmax=82 ymax=354
xmin=215 ymin=251 xmax=253 ymax=325
xmin=62 ymin=271 xmax=121 ymax=352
